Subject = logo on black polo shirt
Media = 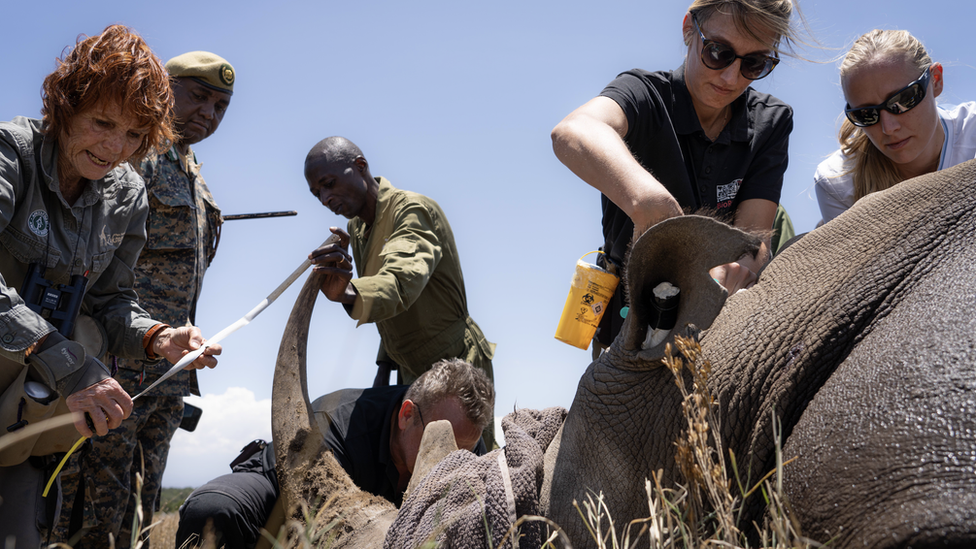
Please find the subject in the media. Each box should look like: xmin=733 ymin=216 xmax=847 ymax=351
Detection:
xmin=716 ymin=179 xmax=742 ymax=209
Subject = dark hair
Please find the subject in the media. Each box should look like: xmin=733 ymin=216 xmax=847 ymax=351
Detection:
xmin=405 ymin=359 xmax=495 ymax=432
xmin=41 ymin=24 xmax=175 ymax=162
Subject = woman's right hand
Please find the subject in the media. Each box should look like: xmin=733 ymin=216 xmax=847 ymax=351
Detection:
xmin=709 ymin=260 xmax=758 ymax=295
xmin=630 ymin=193 xmax=684 ymax=237
xmin=65 ymin=377 xmax=133 ymax=437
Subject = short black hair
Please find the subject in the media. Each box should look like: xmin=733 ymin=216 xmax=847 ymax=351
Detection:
xmin=306 ymin=136 xmax=364 ymax=167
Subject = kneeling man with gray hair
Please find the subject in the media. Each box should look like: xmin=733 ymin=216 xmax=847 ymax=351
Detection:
xmin=175 ymin=358 xmax=494 ymax=549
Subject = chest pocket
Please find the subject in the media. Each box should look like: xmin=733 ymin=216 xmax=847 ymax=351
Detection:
xmin=145 ymin=184 xmax=195 ymax=251
xmin=0 ymin=227 xmax=61 ymax=269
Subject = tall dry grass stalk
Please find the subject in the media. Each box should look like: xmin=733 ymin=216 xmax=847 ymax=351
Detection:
xmin=667 ymin=334 xmax=738 ymax=544
xmin=147 ymin=513 xmax=180 ymax=548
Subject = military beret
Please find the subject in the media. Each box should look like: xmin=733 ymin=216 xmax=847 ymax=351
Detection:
xmin=166 ymin=51 xmax=235 ymax=96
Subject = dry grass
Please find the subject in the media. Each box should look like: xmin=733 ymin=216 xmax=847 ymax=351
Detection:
xmin=561 ymin=335 xmax=821 ymax=549
xmin=148 ymin=513 xmax=180 ymax=548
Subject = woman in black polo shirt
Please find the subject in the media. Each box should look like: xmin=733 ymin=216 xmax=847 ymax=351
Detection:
xmin=552 ymin=0 xmax=800 ymax=348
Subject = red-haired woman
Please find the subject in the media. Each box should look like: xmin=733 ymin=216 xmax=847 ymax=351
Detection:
xmin=0 ymin=25 xmax=221 ymax=546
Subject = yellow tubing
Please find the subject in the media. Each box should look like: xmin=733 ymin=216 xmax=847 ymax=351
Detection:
xmin=42 ymin=435 xmax=86 ymax=497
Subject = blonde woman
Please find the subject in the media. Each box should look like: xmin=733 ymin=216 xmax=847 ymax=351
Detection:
xmin=816 ymin=29 xmax=976 ymax=224
xmin=552 ymin=0 xmax=804 ymax=348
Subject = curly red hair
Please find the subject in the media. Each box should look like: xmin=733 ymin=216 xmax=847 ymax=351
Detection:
xmin=41 ymin=25 xmax=175 ymax=162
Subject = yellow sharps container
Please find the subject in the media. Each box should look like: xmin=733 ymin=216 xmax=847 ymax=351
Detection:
xmin=554 ymin=251 xmax=620 ymax=350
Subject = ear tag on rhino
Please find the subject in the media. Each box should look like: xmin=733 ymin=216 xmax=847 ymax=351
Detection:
xmin=642 ymin=282 xmax=680 ymax=350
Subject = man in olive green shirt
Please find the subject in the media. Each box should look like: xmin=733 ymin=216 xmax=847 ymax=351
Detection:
xmin=305 ymin=137 xmax=495 ymax=383
xmin=305 ymin=136 xmax=495 ymax=440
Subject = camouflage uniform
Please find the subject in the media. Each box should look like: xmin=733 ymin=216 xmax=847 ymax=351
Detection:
xmin=56 ymin=146 xmax=221 ymax=548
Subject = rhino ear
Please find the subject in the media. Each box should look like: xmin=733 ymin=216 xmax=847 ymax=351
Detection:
xmin=619 ymin=215 xmax=761 ymax=354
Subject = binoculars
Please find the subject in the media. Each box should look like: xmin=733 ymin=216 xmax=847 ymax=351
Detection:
xmin=19 ymin=263 xmax=88 ymax=338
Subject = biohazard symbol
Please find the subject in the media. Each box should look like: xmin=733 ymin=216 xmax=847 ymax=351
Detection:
xmin=576 ymin=307 xmax=589 ymax=322
xmin=582 ymin=293 xmax=595 ymax=305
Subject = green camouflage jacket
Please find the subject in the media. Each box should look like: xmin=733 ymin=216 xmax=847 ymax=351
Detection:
xmin=115 ymin=145 xmax=221 ymax=397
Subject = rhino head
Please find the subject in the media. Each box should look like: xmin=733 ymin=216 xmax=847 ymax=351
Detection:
xmin=544 ymin=160 xmax=976 ymax=548
xmin=271 ymin=270 xmax=467 ymax=548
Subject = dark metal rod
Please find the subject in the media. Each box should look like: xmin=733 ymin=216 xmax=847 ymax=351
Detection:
xmin=222 ymin=210 xmax=298 ymax=221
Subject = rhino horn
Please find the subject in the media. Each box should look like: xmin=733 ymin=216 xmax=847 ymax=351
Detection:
xmin=272 ymin=271 xmax=397 ymax=547
xmin=403 ymin=419 xmax=458 ymax=501
xmin=620 ymin=215 xmax=761 ymax=354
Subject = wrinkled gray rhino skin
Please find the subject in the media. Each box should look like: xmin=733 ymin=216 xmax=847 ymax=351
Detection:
xmin=542 ymin=159 xmax=976 ymax=548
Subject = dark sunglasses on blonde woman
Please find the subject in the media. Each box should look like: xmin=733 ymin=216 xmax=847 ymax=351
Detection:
xmin=692 ymin=12 xmax=780 ymax=80
xmin=844 ymin=67 xmax=932 ymax=127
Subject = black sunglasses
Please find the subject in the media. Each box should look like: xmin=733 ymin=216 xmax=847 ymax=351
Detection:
xmin=844 ymin=67 xmax=932 ymax=127
xmin=692 ymin=13 xmax=780 ymax=81
xmin=414 ymin=403 xmax=426 ymax=427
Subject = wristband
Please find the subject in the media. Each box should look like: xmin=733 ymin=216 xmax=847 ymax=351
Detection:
xmin=143 ymin=323 xmax=171 ymax=360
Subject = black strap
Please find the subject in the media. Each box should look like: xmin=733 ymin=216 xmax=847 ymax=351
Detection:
xmin=229 ymin=439 xmax=267 ymax=471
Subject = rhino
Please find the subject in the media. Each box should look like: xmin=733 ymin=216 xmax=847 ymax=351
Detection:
xmin=272 ymin=159 xmax=976 ymax=548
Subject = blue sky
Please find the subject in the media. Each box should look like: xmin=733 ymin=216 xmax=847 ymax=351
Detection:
xmin=2 ymin=0 xmax=974 ymax=487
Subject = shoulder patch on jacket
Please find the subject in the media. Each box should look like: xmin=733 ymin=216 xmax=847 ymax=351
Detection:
xmin=380 ymin=239 xmax=417 ymax=255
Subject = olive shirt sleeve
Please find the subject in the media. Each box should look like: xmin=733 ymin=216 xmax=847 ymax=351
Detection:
xmin=349 ymin=198 xmax=443 ymax=326
xmin=0 ymin=138 xmax=55 ymax=363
